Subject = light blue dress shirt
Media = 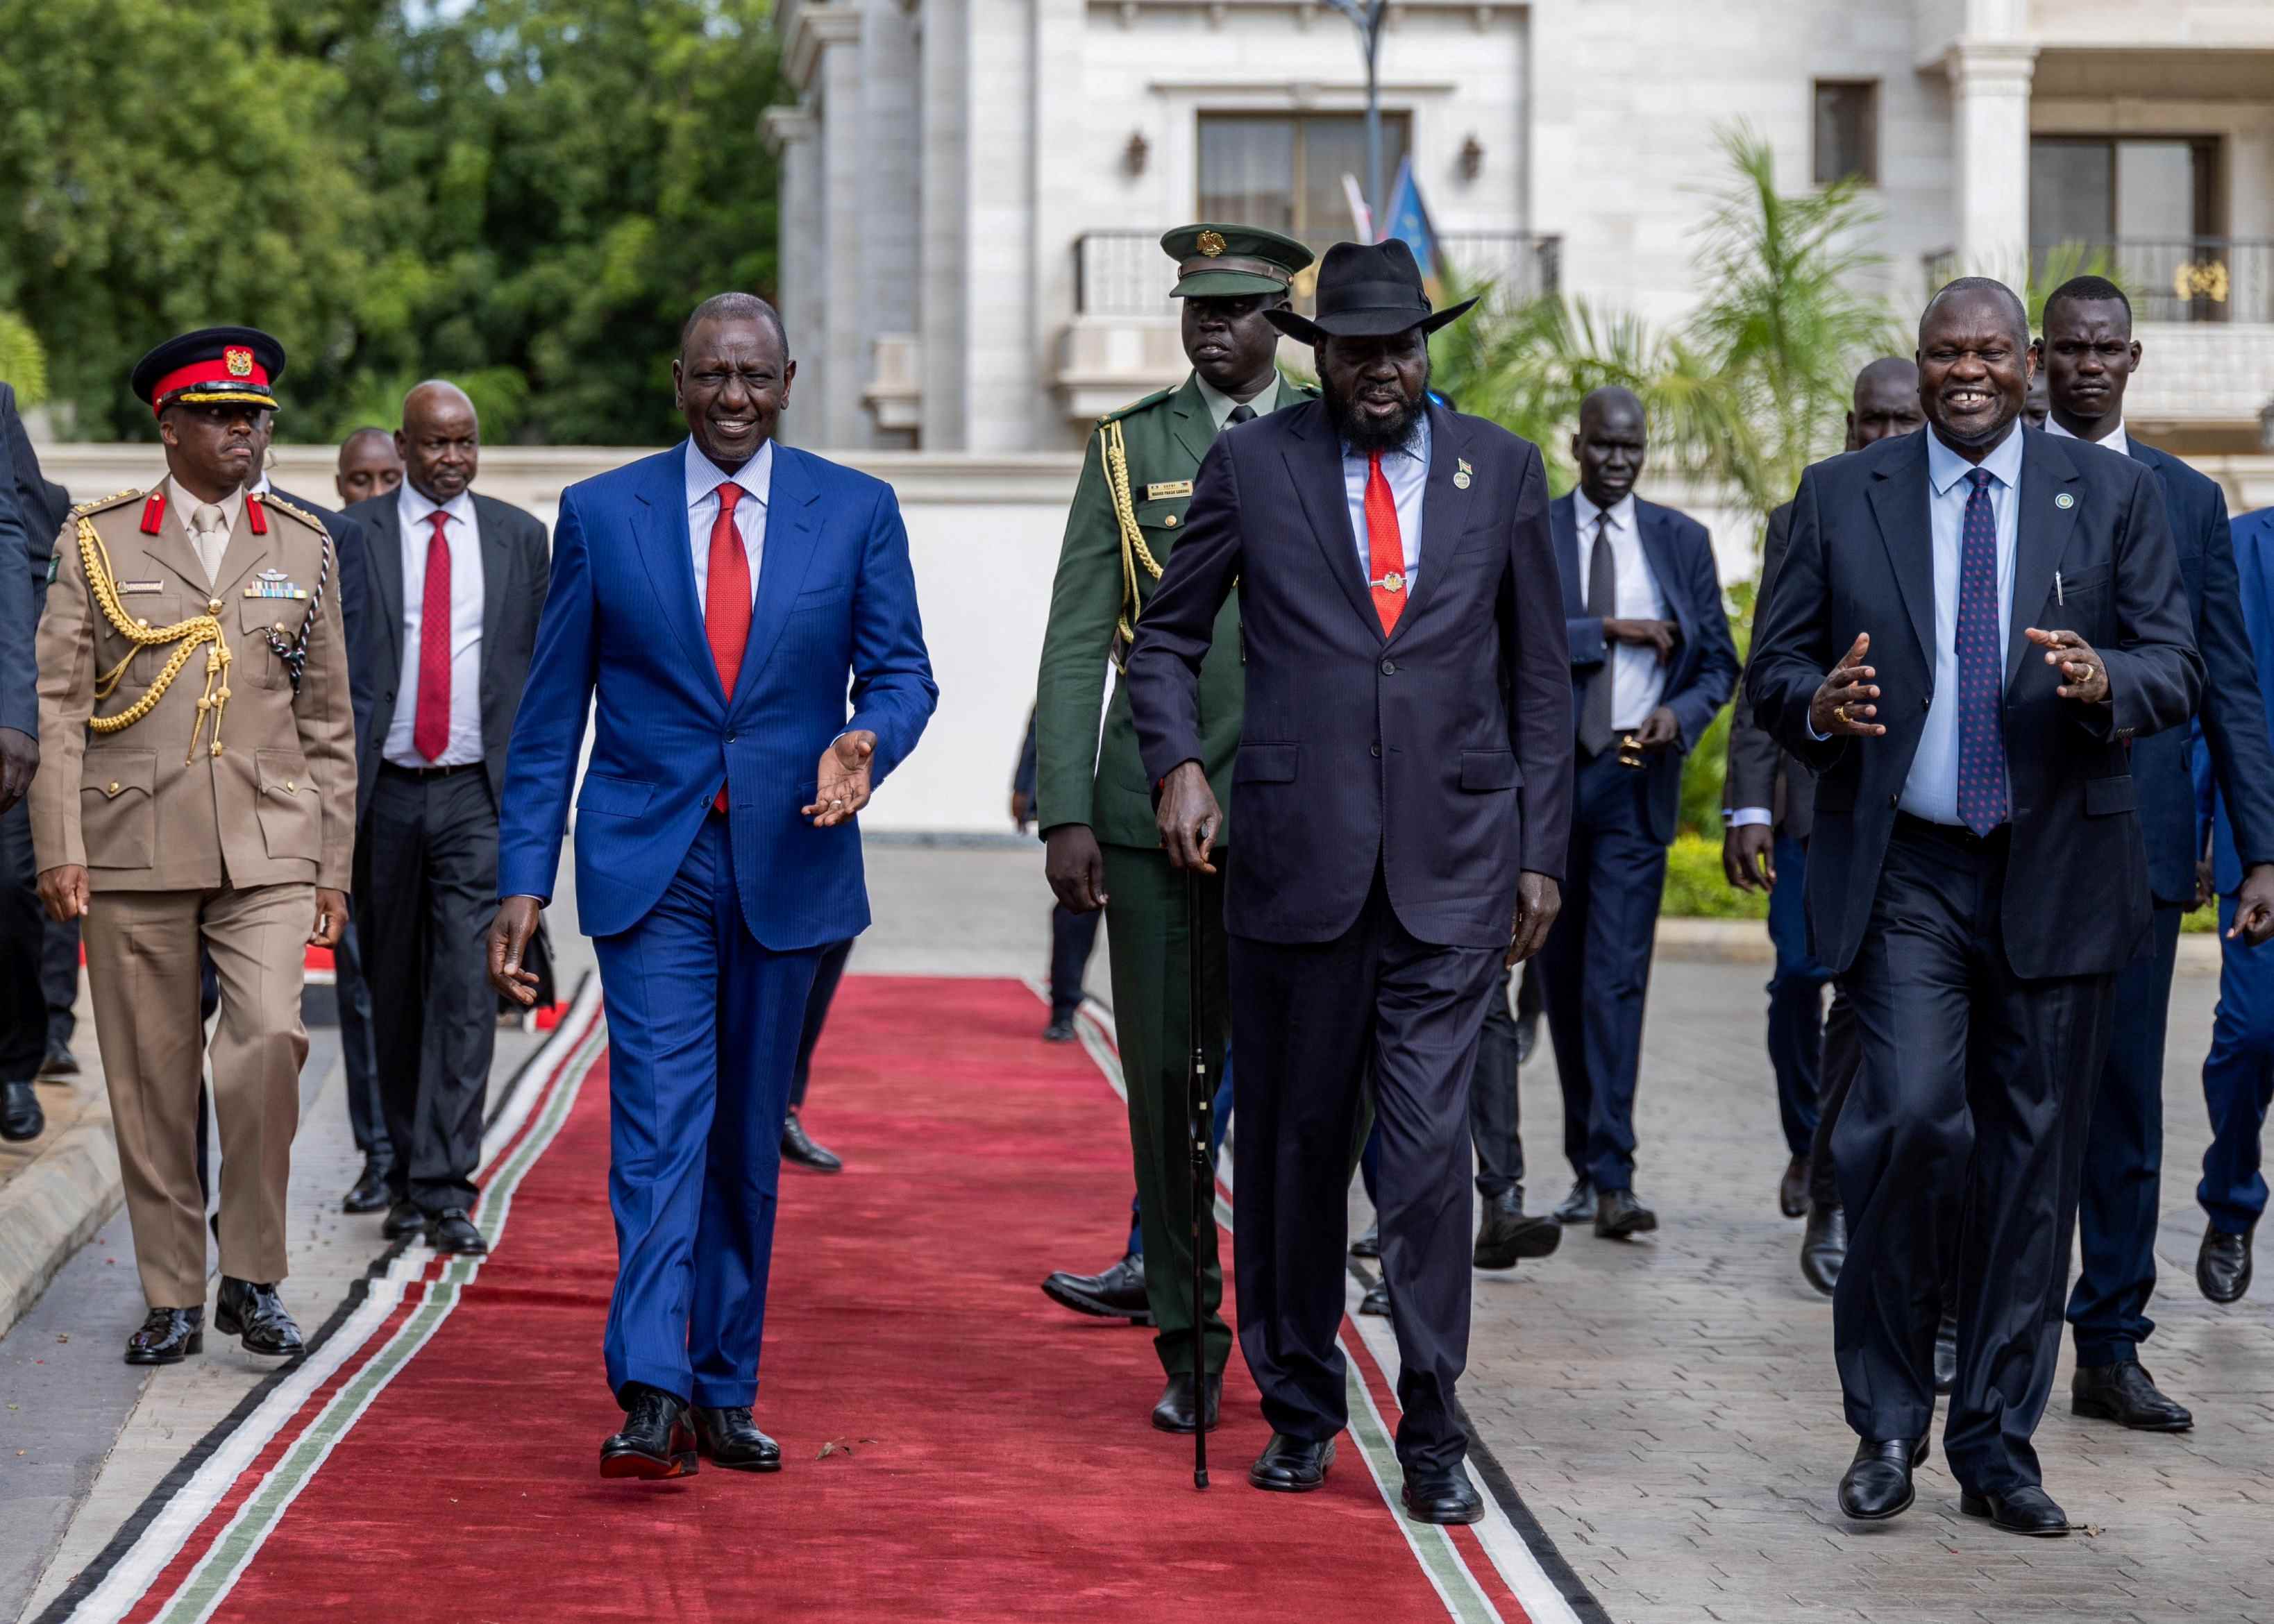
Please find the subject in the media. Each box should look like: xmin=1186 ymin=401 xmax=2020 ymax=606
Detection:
xmin=1901 ymin=425 xmax=2025 ymax=825
xmin=1342 ymin=414 xmax=1431 ymax=589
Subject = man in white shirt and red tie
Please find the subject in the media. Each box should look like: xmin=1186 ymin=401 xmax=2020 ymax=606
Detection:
xmin=343 ymin=382 xmax=550 ymax=1255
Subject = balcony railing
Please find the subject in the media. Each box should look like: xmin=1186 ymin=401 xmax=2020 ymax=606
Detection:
xmin=1074 ymin=230 xmax=1562 ymax=319
xmin=1922 ymin=240 xmax=2274 ymax=325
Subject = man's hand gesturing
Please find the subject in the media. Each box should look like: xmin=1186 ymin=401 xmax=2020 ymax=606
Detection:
xmin=1810 ymin=633 xmax=1886 ymax=738
xmin=2024 ymin=627 xmax=2109 ymax=705
xmin=805 ymin=731 xmax=877 ymax=827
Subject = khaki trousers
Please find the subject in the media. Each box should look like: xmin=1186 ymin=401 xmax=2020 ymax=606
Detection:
xmin=83 ymin=883 xmax=310 ymax=1308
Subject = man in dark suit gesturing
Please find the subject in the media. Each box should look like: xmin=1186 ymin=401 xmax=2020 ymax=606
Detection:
xmin=1748 ymin=278 xmax=2200 ymax=1534
xmin=1540 ymin=388 xmax=1738 ymax=1239
xmin=344 ymin=382 xmax=550 ymax=1256
xmin=1128 ymin=239 xmax=1573 ymax=1522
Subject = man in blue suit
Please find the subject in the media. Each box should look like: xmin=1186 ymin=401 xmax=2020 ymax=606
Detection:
xmin=2035 ymin=276 xmax=2274 ymax=1430
xmin=1539 ymin=387 xmax=1740 ymax=1238
xmin=2195 ymin=500 xmax=2274 ymax=1307
xmin=487 ymin=292 xmax=936 ymax=1480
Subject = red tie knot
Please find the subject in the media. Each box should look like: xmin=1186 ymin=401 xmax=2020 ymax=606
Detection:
xmin=716 ymin=481 xmax=745 ymax=516
xmin=429 ymin=510 xmax=450 ymax=539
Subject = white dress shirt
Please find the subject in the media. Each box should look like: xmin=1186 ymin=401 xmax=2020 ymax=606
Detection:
xmin=384 ymin=484 xmax=487 ymax=768
xmin=2046 ymin=414 xmax=2131 ymax=460
xmin=687 ymin=438 xmax=772 ymax=618
xmin=1342 ymin=414 xmax=1431 ymax=589
xmin=1194 ymin=372 xmax=1280 ymax=432
xmin=1898 ymin=425 xmax=2025 ymax=825
xmin=1572 ymin=489 xmax=1671 ymax=729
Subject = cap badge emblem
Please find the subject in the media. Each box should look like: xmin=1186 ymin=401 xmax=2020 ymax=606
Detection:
xmin=1197 ymin=230 xmax=1227 ymax=257
xmin=224 ymin=346 xmax=255 ymax=378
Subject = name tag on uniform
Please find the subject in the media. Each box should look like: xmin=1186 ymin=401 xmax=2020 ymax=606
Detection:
xmin=118 ymin=580 xmax=164 ymax=594
xmin=1146 ymin=480 xmax=1193 ymax=501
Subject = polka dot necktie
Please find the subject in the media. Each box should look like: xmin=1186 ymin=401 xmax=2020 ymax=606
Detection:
xmin=1953 ymin=468 xmax=2008 ymax=836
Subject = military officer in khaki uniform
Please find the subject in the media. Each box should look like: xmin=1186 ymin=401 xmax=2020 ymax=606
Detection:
xmin=32 ymin=328 xmax=356 ymax=1365
xmin=1034 ymin=226 xmax=1315 ymax=1434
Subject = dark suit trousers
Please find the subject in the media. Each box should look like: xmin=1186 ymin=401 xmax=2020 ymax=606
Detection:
xmin=1766 ymin=833 xmax=1833 ymax=1158
xmin=2200 ymin=893 xmax=2274 ymax=1235
xmin=2066 ymin=904 xmax=2184 ymax=1364
xmin=0 ymin=803 xmax=46 ymax=1084
xmin=332 ymin=919 xmax=391 ymax=1165
xmin=362 ymin=766 xmax=499 ymax=1214
xmin=1048 ymin=903 xmax=1102 ymax=1020
xmin=42 ymin=916 xmax=78 ymax=1047
xmin=1471 ymin=963 xmax=1524 ymax=1199
xmin=1229 ymin=868 xmax=1501 ymax=1475
xmin=1540 ymin=747 xmax=1669 ymax=1192
xmin=789 ymin=937 xmax=855 ymax=1111
xmin=1835 ymin=820 xmax=2112 ymax=1494
xmin=1807 ymin=990 xmax=1862 ymax=1210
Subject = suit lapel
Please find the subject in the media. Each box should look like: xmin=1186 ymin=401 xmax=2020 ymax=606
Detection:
xmin=473 ymin=496 xmax=510 ymax=704
xmin=1634 ymin=502 xmax=1692 ymax=644
xmin=1282 ymin=405 xmax=1379 ymax=641
xmin=732 ymin=443 xmax=822 ymax=715
xmin=1551 ymin=496 xmax=1582 ymax=616
xmin=1864 ymin=434 xmax=1936 ymax=670
xmin=1387 ymin=404 xmax=1467 ymax=645
xmin=369 ymin=497 xmax=407 ymax=688
xmin=632 ymin=446 xmax=719 ymax=703
xmin=1167 ymin=373 xmax=1215 ymax=472
xmin=2007 ymin=430 xmax=2081 ymax=694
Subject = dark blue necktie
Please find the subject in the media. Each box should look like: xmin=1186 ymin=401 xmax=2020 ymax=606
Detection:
xmin=1954 ymin=467 xmax=2008 ymax=836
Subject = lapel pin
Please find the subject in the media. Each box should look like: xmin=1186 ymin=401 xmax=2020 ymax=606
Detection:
xmin=1454 ymin=457 xmax=1473 ymax=491
xmin=2055 ymin=491 xmax=2075 ymax=510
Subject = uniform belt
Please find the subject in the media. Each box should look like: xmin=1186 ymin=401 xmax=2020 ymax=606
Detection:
xmin=380 ymin=759 xmax=485 ymax=780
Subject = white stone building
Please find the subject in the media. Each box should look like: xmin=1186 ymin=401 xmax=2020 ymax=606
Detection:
xmin=767 ymin=0 xmax=2274 ymax=457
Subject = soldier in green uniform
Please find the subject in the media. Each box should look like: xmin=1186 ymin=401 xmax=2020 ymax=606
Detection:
xmin=1034 ymin=224 xmax=1315 ymax=1435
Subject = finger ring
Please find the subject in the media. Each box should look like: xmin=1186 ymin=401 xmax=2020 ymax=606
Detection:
xmin=1833 ymin=703 xmax=1850 ymax=725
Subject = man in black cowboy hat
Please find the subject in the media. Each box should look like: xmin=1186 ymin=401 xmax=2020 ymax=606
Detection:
xmin=1127 ymin=237 xmax=1574 ymax=1521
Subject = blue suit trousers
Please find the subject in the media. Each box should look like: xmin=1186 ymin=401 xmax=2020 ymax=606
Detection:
xmin=1766 ymin=833 xmax=1834 ymax=1160
xmin=595 ymin=815 xmax=823 ymax=1408
xmin=2201 ymin=895 xmax=2274 ymax=1237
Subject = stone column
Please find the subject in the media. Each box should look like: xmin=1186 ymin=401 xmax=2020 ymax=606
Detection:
xmin=1944 ymin=40 xmax=2038 ymax=282
xmin=814 ymin=6 xmax=870 ymax=448
xmin=761 ymin=105 xmax=820 ymax=382
xmin=918 ymin=0 xmax=968 ymax=450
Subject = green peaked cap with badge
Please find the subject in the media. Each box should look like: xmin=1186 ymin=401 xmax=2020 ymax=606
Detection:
xmin=1161 ymin=223 xmax=1315 ymax=301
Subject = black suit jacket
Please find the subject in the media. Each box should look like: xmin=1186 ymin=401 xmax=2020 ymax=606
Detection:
xmin=1552 ymin=492 xmax=1740 ymax=846
xmin=1127 ymin=400 xmax=1574 ymax=949
xmin=0 ymin=385 xmax=32 ymax=738
xmin=342 ymin=490 xmax=550 ymax=821
xmin=2127 ymin=441 xmax=2274 ymax=905
xmin=1725 ymin=501 xmax=1813 ymax=842
xmin=1747 ymin=426 xmax=2200 ymax=980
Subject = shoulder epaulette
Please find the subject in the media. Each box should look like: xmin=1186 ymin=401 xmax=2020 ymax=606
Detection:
xmin=1097 ymin=386 xmax=1177 ymax=429
xmin=258 ymin=493 xmax=330 ymax=540
xmin=71 ymin=489 xmax=144 ymax=518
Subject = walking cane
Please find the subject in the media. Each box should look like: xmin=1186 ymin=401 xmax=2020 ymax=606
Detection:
xmin=1186 ymin=865 xmax=1214 ymax=1490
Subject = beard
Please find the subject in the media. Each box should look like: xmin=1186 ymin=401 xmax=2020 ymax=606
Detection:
xmin=1324 ymin=369 xmax=1429 ymax=455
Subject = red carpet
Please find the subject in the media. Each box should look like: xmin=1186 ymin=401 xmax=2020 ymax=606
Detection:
xmin=83 ymin=978 xmax=1540 ymax=1623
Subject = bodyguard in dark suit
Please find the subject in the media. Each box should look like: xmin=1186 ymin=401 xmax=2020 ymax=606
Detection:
xmin=0 ymin=382 xmax=44 ymax=1141
xmin=1539 ymin=389 xmax=1739 ymax=1237
xmin=1724 ymin=358 xmax=1921 ymax=1274
xmin=344 ymin=382 xmax=549 ymax=1255
xmin=1749 ymin=278 xmax=2200 ymax=1534
xmin=2032 ymin=277 xmax=2274 ymax=1430
xmin=1129 ymin=239 xmax=1573 ymax=1521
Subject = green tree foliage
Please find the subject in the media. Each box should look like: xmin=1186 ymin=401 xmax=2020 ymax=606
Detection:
xmin=0 ymin=0 xmax=782 ymax=445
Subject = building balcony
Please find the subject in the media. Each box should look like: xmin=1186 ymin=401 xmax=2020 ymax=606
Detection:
xmin=1926 ymin=240 xmax=2274 ymax=325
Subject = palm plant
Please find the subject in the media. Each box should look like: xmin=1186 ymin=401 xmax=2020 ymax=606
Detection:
xmin=0 ymin=311 xmax=47 ymax=405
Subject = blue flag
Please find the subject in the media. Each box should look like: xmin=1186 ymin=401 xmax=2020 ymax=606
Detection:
xmin=1376 ymin=156 xmax=1441 ymax=299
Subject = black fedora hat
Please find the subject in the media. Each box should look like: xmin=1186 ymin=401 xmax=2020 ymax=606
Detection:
xmin=1263 ymin=238 xmax=1476 ymax=344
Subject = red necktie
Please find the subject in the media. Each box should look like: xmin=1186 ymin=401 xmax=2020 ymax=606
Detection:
xmin=705 ymin=482 xmax=750 ymax=810
xmin=412 ymin=510 xmax=452 ymax=763
xmin=1365 ymin=450 xmax=1405 ymax=635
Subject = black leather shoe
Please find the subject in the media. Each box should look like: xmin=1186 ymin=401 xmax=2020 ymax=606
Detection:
xmin=426 ymin=1208 xmax=489 ymax=1255
xmin=1042 ymin=1013 xmax=1078 ymax=1042
xmin=1401 ymin=1469 xmax=1483 ymax=1524
xmin=342 ymin=1158 xmax=393 ymax=1215
xmin=1 ymin=1081 xmax=43 ymax=1142
xmin=382 ymin=1199 xmax=425 ymax=1240
xmin=1514 ymin=1012 xmax=1538 ymax=1067
xmin=1959 ymin=1485 xmax=2069 ymax=1536
xmin=2072 ymin=1359 xmax=2192 ymax=1431
xmin=2199 ymin=1224 xmax=2253 ymax=1304
xmin=602 ymin=1383 xmax=698 ymax=1480
xmin=1151 ymin=1371 xmax=1222 ymax=1434
xmin=1553 ymin=1177 xmax=1596 ymax=1224
xmin=1933 ymin=1308 xmax=1958 ymax=1396
xmin=1041 ymin=1252 xmax=1152 ymax=1323
xmin=214 ymin=1278 xmax=303 ymax=1357
xmin=781 ymin=1112 xmax=843 ymax=1173
xmin=38 ymin=1040 xmax=80 ymax=1079
xmin=1349 ymin=1219 xmax=1381 ymax=1259
xmin=692 ymin=1405 xmax=782 ymax=1471
xmin=1358 ymin=1278 xmax=1390 ymax=1317
xmin=1800 ymin=1203 xmax=1846 ymax=1298
xmin=1837 ymin=1437 xmax=1928 ymax=1521
xmin=124 ymin=1306 xmax=204 ymax=1365
xmin=1474 ymin=1189 xmax=1561 ymax=1269
xmin=1779 ymin=1154 xmax=1811 ymax=1219
xmin=1594 ymin=1187 xmax=1657 ymax=1240
xmin=1249 ymin=1432 xmax=1334 ymax=1492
